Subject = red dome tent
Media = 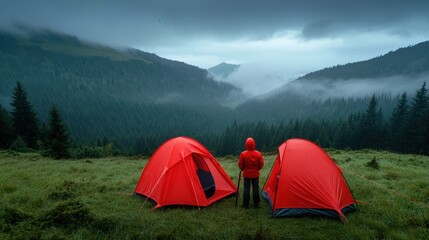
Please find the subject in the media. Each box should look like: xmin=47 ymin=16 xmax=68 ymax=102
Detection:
xmin=262 ymin=138 xmax=357 ymax=221
xmin=134 ymin=136 xmax=237 ymax=208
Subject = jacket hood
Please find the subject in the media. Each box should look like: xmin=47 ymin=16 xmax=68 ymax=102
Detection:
xmin=245 ymin=138 xmax=256 ymax=151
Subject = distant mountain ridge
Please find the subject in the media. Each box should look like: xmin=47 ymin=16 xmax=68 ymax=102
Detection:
xmin=0 ymin=30 xmax=238 ymax=146
xmin=236 ymin=40 xmax=429 ymax=123
xmin=0 ymin=30 xmax=238 ymax=105
xmin=208 ymin=62 xmax=240 ymax=79
xmin=1 ymin=28 xmax=428 ymax=152
xmin=296 ymin=41 xmax=429 ymax=82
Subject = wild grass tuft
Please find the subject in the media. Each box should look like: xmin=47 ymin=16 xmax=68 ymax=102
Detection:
xmin=383 ymin=170 xmax=401 ymax=181
xmin=40 ymin=199 xmax=93 ymax=229
xmin=1 ymin=207 xmax=33 ymax=225
xmin=365 ymin=156 xmax=380 ymax=170
xmin=48 ymin=180 xmax=80 ymax=200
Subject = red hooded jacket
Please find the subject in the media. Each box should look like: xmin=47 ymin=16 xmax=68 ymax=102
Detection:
xmin=238 ymin=138 xmax=264 ymax=178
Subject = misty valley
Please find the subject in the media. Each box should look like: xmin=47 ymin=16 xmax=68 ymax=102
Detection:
xmin=2 ymin=1 xmax=429 ymax=239
xmin=0 ymin=30 xmax=428 ymax=157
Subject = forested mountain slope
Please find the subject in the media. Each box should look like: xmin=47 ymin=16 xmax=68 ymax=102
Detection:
xmin=207 ymin=62 xmax=240 ymax=79
xmin=298 ymin=41 xmax=429 ymax=81
xmin=0 ymin=30 xmax=237 ymax=146
xmin=236 ymin=41 xmax=429 ymax=122
xmin=1 ymin=29 xmax=427 ymax=154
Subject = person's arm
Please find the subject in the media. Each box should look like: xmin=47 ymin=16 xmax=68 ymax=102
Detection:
xmin=259 ymin=153 xmax=264 ymax=170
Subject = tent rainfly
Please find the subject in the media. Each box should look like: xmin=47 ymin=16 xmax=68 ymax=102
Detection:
xmin=134 ymin=136 xmax=237 ymax=208
xmin=262 ymin=138 xmax=357 ymax=221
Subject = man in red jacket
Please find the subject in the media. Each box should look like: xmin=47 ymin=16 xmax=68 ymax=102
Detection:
xmin=238 ymin=137 xmax=264 ymax=208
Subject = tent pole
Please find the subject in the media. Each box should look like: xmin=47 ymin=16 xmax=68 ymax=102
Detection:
xmin=139 ymin=168 xmax=168 ymax=210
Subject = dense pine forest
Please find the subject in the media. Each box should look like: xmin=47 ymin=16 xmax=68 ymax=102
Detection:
xmin=0 ymin=30 xmax=428 ymax=157
xmin=1 ymin=81 xmax=428 ymax=157
xmin=204 ymin=83 xmax=429 ymax=156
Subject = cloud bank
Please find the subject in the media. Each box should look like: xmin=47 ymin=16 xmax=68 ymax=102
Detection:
xmin=1 ymin=0 xmax=428 ymax=49
xmin=284 ymin=74 xmax=429 ymax=100
xmin=1 ymin=0 xmax=429 ymax=97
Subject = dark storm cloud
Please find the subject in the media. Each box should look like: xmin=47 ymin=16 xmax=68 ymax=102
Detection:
xmin=1 ymin=0 xmax=428 ymax=47
xmin=301 ymin=20 xmax=339 ymax=39
xmin=1 ymin=0 xmax=429 ymax=97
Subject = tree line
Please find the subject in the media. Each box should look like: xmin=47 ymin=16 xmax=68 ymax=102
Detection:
xmin=202 ymin=82 xmax=429 ymax=156
xmin=0 ymin=82 xmax=70 ymax=159
xmin=3 ymin=31 xmax=427 ymax=157
xmin=1 ymin=82 xmax=428 ymax=158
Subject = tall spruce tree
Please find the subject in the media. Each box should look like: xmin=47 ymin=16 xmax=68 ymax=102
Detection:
xmin=47 ymin=106 xmax=70 ymax=159
xmin=0 ymin=104 xmax=14 ymax=148
xmin=10 ymin=82 xmax=39 ymax=148
xmin=424 ymin=104 xmax=429 ymax=155
xmin=333 ymin=120 xmax=349 ymax=149
xmin=359 ymin=95 xmax=383 ymax=149
xmin=389 ymin=93 xmax=409 ymax=152
xmin=407 ymin=82 xmax=428 ymax=154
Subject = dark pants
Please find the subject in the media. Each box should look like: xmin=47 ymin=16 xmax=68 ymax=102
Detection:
xmin=243 ymin=177 xmax=260 ymax=208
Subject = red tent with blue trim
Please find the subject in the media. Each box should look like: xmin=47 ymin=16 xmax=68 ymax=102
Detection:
xmin=262 ymin=138 xmax=357 ymax=221
xmin=134 ymin=136 xmax=237 ymax=208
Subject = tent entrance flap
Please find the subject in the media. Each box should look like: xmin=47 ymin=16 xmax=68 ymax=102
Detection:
xmin=192 ymin=153 xmax=215 ymax=198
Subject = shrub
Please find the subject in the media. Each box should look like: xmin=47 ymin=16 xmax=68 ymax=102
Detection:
xmin=365 ymin=157 xmax=380 ymax=170
xmin=40 ymin=199 xmax=93 ymax=229
xmin=10 ymin=136 xmax=32 ymax=152
xmin=48 ymin=181 xmax=79 ymax=200
xmin=69 ymin=146 xmax=103 ymax=159
xmin=1 ymin=207 xmax=32 ymax=225
xmin=69 ymin=144 xmax=121 ymax=159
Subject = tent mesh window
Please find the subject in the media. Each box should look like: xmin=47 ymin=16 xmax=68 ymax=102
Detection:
xmin=192 ymin=153 xmax=216 ymax=198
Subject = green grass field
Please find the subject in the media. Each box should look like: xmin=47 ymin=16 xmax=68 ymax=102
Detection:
xmin=0 ymin=150 xmax=428 ymax=239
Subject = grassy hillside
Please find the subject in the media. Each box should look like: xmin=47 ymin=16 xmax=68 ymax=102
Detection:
xmin=0 ymin=150 xmax=428 ymax=239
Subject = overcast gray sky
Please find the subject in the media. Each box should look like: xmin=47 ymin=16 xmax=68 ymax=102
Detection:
xmin=1 ymin=0 xmax=429 ymax=95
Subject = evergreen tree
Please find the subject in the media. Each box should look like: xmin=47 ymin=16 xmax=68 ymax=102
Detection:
xmin=0 ymin=104 xmax=14 ymax=148
xmin=407 ymin=82 xmax=428 ymax=154
xmin=47 ymin=106 xmax=70 ymax=159
xmin=389 ymin=93 xmax=409 ymax=152
xmin=333 ymin=120 xmax=348 ymax=149
xmin=359 ymin=95 xmax=383 ymax=149
xmin=10 ymin=82 xmax=39 ymax=148
xmin=39 ymin=123 xmax=49 ymax=149
xmin=424 ymin=105 xmax=429 ymax=155
xmin=316 ymin=124 xmax=330 ymax=147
